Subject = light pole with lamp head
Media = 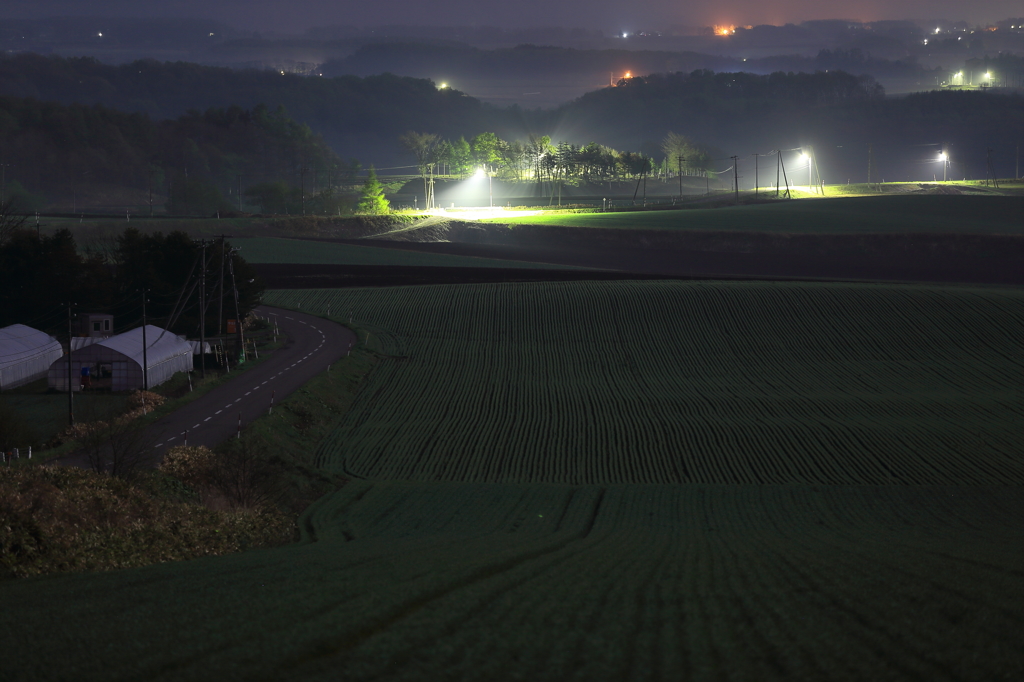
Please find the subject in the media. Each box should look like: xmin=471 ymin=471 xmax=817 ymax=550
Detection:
xmin=476 ymin=166 xmax=492 ymax=208
xmin=938 ymin=152 xmax=948 ymax=182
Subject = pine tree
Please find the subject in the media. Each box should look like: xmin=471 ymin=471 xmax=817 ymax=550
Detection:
xmin=356 ymin=166 xmax=390 ymax=214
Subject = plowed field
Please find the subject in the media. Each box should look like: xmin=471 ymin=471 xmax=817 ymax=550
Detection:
xmin=2 ymin=280 xmax=1022 ymax=681
xmin=270 ymin=281 xmax=1024 ymax=486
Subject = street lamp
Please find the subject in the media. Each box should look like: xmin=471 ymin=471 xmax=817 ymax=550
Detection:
xmin=476 ymin=167 xmax=492 ymax=208
xmin=800 ymin=152 xmax=811 ymax=189
xmin=938 ymin=152 xmax=948 ymax=182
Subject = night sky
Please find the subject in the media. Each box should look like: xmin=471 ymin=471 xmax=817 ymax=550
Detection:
xmin=2 ymin=1 xmax=1019 ymax=33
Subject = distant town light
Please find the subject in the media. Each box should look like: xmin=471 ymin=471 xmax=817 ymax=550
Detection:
xmin=935 ymin=27 xmax=941 ymax=34
xmin=97 ymin=32 xmax=103 ymax=37
xmin=624 ymin=71 xmax=632 ymax=78
xmin=439 ymin=82 xmax=448 ymax=89
xmin=622 ymin=32 xmax=628 ymax=38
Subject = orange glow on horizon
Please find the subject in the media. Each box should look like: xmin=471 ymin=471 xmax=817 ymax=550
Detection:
xmin=714 ymin=25 xmax=736 ymax=36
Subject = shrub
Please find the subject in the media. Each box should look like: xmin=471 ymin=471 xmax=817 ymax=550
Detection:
xmin=0 ymin=466 xmax=292 ymax=579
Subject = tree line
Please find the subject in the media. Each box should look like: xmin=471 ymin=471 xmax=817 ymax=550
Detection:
xmin=399 ymin=130 xmax=714 ymax=202
xmin=0 ymin=223 xmax=261 ymax=340
xmin=0 ymin=95 xmax=358 ymax=214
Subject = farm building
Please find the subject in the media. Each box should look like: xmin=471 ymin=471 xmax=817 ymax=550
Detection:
xmin=48 ymin=325 xmax=193 ymax=392
xmin=0 ymin=324 xmax=64 ymax=391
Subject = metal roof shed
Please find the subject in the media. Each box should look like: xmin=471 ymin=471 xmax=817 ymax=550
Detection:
xmin=0 ymin=324 xmax=64 ymax=391
xmin=48 ymin=325 xmax=193 ymax=392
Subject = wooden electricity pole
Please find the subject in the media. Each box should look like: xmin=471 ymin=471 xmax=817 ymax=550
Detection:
xmin=731 ymin=156 xmax=739 ymax=205
xmin=141 ymin=291 xmax=149 ymax=390
xmin=66 ymin=303 xmax=75 ymax=426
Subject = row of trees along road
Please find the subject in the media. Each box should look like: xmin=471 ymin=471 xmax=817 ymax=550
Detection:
xmin=399 ymin=130 xmax=715 ymax=207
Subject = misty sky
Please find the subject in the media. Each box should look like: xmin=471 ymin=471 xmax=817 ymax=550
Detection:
xmin=2 ymin=1 xmax=1019 ymax=33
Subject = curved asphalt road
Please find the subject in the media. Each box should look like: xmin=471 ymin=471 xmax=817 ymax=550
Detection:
xmin=57 ymin=306 xmax=356 ymax=468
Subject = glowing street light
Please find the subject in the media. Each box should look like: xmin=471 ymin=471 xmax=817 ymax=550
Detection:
xmin=476 ymin=167 xmax=492 ymax=208
xmin=938 ymin=152 xmax=948 ymax=182
xmin=800 ymin=151 xmax=812 ymax=189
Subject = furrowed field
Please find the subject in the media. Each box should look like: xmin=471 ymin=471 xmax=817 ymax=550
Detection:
xmin=269 ymin=281 xmax=1024 ymax=486
xmin=3 ymin=280 xmax=1022 ymax=681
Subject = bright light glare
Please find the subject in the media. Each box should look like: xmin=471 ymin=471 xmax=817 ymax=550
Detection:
xmin=985 ymin=72 xmax=991 ymax=79
xmin=622 ymin=32 xmax=628 ymax=38
xmin=475 ymin=168 xmax=486 ymax=178
xmin=97 ymin=32 xmax=103 ymax=37
xmin=439 ymin=82 xmax=448 ymax=89
xmin=935 ymin=27 xmax=941 ymax=34
xmin=800 ymin=153 xmax=809 ymax=161
xmin=624 ymin=71 xmax=632 ymax=78
xmin=938 ymin=153 xmax=947 ymax=161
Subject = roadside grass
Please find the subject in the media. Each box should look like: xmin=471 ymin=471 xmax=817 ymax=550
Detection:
xmin=479 ymin=194 xmax=1024 ymax=234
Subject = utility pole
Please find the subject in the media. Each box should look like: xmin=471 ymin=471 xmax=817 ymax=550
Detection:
xmin=867 ymin=143 xmax=874 ymax=190
xmin=807 ymin=146 xmax=813 ymax=191
xmin=986 ymin=148 xmax=999 ymax=188
xmin=66 ymin=303 xmax=75 ymax=426
xmin=228 ymin=248 xmax=244 ymax=366
xmin=677 ymin=155 xmax=683 ymax=199
xmin=776 ymin=151 xmax=780 ymax=197
xmin=198 ymin=239 xmax=207 ymax=379
xmin=731 ymin=156 xmax=739 ymax=205
xmin=237 ymin=175 xmax=242 ymax=212
xmin=779 ymin=154 xmax=791 ymax=199
xmin=754 ymin=153 xmax=759 ymax=196
xmin=217 ymin=236 xmax=226 ymax=336
xmin=141 ymin=291 xmax=149 ymax=390
xmin=300 ymin=166 xmax=307 ymax=215
xmin=148 ymin=170 xmax=154 ymax=217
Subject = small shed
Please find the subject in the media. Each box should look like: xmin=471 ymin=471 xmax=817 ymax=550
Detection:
xmin=48 ymin=325 xmax=193 ymax=392
xmin=78 ymin=313 xmax=113 ymax=338
xmin=0 ymin=324 xmax=64 ymax=391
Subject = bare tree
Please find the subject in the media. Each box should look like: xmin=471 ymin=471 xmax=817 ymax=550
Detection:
xmin=79 ymin=405 xmax=156 ymax=478
xmin=399 ymin=131 xmax=440 ymax=209
xmin=211 ymin=436 xmax=286 ymax=509
xmin=0 ymin=198 xmax=28 ymax=247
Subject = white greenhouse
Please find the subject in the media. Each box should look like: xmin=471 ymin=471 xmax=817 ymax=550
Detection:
xmin=48 ymin=325 xmax=193 ymax=392
xmin=0 ymin=324 xmax=64 ymax=391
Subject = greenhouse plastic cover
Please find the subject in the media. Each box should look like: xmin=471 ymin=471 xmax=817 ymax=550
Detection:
xmin=0 ymin=324 xmax=64 ymax=389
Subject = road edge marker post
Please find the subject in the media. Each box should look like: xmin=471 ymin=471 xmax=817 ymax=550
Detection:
xmin=183 ymin=430 xmax=188 ymax=447
xmin=269 ymin=390 xmax=275 ymax=415
xmin=237 ymin=413 xmax=242 ymax=439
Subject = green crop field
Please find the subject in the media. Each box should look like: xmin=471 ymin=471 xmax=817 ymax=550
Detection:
xmin=3 ymin=280 xmax=1022 ymax=681
xmin=482 ymin=195 xmax=1024 ymax=234
xmin=234 ymin=237 xmax=580 ymax=269
xmin=270 ymin=281 xmax=1024 ymax=486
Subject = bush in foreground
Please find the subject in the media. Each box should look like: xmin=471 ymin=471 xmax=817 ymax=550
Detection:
xmin=0 ymin=466 xmax=292 ymax=580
